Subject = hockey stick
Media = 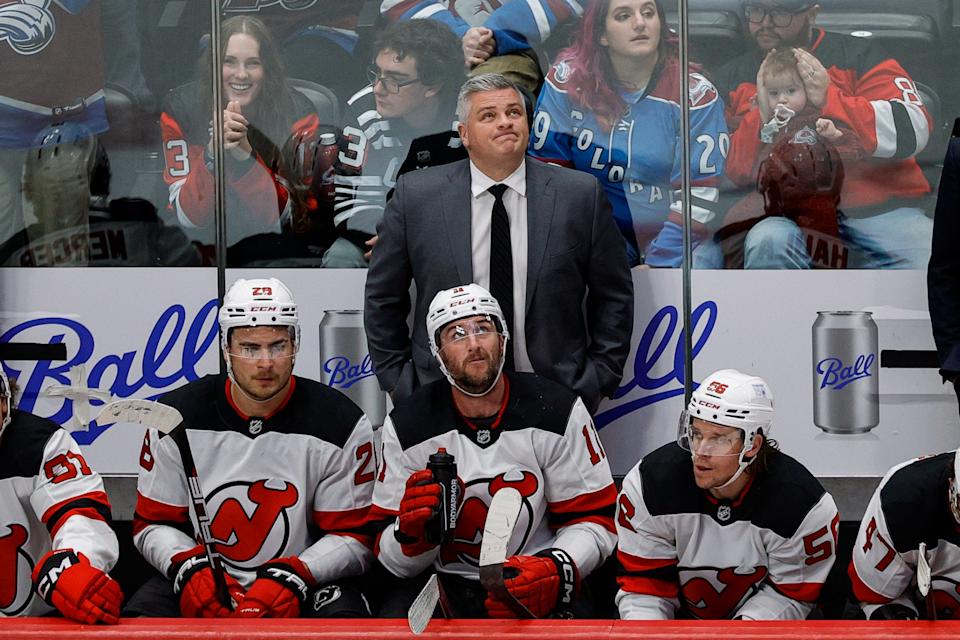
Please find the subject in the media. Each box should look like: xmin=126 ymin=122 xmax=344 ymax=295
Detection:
xmin=917 ymin=541 xmax=936 ymax=621
xmin=96 ymin=400 xmax=233 ymax=609
xmin=407 ymin=573 xmax=453 ymax=634
xmin=479 ymin=487 xmax=534 ymax=618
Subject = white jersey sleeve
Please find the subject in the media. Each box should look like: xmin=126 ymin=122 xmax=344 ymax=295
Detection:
xmin=299 ymin=414 xmax=376 ymax=584
xmin=369 ymin=416 xmax=440 ymax=578
xmin=132 ymin=427 xmax=197 ymax=575
xmin=540 ymin=398 xmax=617 ymax=576
xmin=614 ymin=462 xmax=681 ymax=620
xmin=735 ymin=492 xmax=839 ymax=620
xmin=30 ymin=429 xmax=118 ymax=572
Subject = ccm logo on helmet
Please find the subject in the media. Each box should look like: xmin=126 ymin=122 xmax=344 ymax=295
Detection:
xmin=450 ymin=298 xmax=478 ymax=307
xmin=706 ymin=382 xmax=728 ymax=394
xmin=248 ymin=306 xmax=279 ymax=312
xmin=696 ymin=400 xmax=721 ymax=410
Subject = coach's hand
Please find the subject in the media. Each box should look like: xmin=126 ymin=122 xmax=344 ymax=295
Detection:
xmin=33 ymin=550 xmax=123 ymax=624
xmin=485 ymin=548 xmax=579 ymax=618
xmin=170 ymin=545 xmax=244 ymax=617
xmin=234 ymin=557 xmax=313 ymax=618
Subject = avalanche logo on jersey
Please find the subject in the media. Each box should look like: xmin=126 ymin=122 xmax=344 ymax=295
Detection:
xmin=207 ymin=479 xmax=299 ymax=569
xmin=0 ymin=523 xmax=34 ymax=616
xmin=440 ymin=471 xmax=538 ymax=567
xmin=0 ymin=0 xmax=58 ymax=56
xmin=680 ymin=565 xmax=768 ymax=619
xmin=688 ymin=73 xmax=719 ymax=108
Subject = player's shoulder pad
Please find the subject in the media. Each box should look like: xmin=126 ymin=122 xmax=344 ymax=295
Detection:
xmin=159 ymin=374 xmax=220 ymax=428
xmin=0 ymin=410 xmax=65 ymax=480
xmin=284 ymin=377 xmax=366 ymax=448
xmin=390 ymin=380 xmax=459 ymax=450
xmin=545 ymin=59 xmax=575 ymax=92
xmin=636 ymin=442 xmax=704 ymax=517
xmin=746 ymin=450 xmax=830 ymax=538
xmin=501 ymin=372 xmax=579 ymax=436
xmin=879 ymin=452 xmax=956 ymax=553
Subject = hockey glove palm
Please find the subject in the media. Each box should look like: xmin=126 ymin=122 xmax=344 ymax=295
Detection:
xmin=485 ymin=548 xmax=579 ymax=618
xmin=395 ymin=469 xmax=443 ymax=556
xmin=32 ymin=550 xmax=123 ymax=624
xmin=234 ymin=557 xmax=314 ymax=618
xmin=171 ymin=546 xmax=244 ymax=617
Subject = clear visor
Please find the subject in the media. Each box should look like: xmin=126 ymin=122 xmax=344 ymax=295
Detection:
xmin=437 ymin=316 xmax=504 ymax=352
xmin=677 ymin=410 xmax=746 ymax=457
xmin=227 ymin=340 xmax=297 ymax=360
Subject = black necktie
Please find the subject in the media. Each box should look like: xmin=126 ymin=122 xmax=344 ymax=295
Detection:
xmin=488 ymin=183 xmax=514 ymax=371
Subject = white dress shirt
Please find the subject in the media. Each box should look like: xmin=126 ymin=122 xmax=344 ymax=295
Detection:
xmin=469 ymin=159 xmax=533 ymax=373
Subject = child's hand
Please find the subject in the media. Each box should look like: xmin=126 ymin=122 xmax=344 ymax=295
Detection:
xmin=816 ymin=118 xmax=843 ymax=141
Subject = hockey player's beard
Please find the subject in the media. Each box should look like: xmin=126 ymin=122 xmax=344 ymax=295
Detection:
xmin=449 ymin=346 xmax=501 ymax=395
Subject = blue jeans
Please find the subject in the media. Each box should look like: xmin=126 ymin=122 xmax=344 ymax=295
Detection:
xmin=743 ymin=207 xmax=933 ymax=269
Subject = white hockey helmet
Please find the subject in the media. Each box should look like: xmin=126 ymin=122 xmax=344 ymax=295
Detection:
xmin=426 ymin=284 xmax=509 ymax=396
xmin=219 ymin=278 xmax=300 ymax=353
xmin=678 ymin=369 xmax=774 ymax=488
xmin=0 ymin=369 xmax=12 ymax=442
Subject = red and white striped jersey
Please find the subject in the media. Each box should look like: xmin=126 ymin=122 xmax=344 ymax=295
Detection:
xmin=133 ymin=375 xmax=375 ymax=588
xmin=369 ymin=373 xmax=617 ymax=582
xmin=616 ymin=443 xmax=839 ymax=620
xmin=849 ymin=452 xmax=960 ymax=619
xmin=0 ymin=411 xmax=116 ymax=616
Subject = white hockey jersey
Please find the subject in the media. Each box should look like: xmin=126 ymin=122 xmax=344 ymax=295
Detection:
xmin=616 ymin=443 xmax=839 ymax=620
xmin=849 ymin=452 xmax=960 ymax=619
xmin=0 ymin=410 xmax=117 ymax=617
xmin=133 ymin=375 xmax=375 ymax=588
xmin=370 ymin=373 xmax=617 ymax=582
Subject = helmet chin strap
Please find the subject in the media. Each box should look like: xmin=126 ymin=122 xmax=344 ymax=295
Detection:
xmin=437 ymin=336 xmax=507 ymax=398
xmin=715 ymin=436 xmax=761 ymax=490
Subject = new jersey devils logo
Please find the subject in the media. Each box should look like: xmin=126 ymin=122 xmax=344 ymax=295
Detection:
xmin=929 ymin=577 xmax=960 ymax=619
xmin=0 ymin=523 xmax=33 ymax=616
xmin=681 ymin=566 xmax=768 ymax=619
xmin=440 ymin=471 xmax=538 ymax=567
xmin=208 ymin=479 xmax=299 ymax=568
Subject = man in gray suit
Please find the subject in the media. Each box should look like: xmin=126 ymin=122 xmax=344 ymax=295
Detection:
xmin=364 ymin=73 xmax=633 ymax=413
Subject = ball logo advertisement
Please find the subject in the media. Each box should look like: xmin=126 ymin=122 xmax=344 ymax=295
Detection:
xmin=812 ymin=311 xmax=879 ymax=435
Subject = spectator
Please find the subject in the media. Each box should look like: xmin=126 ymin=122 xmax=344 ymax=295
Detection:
xmin=713 ymin=0 xmax=933 ymax=269
xmin=928 ymin=124 xmax=960 ymax=413
xmin=124 ymin=278 xmax=374 ymax=618
xmin=368 ymin=284 xmax=617 ymax=618
xmin=159 ymin=15 xmax=335 ymax=266
xmin=364 ymin=72 xmax=633 ymax=413
xmin=849 ymin=448 xmax=960 ymax=619
xmin=0 ymin=369 xmax=122 ymax=623
xmin=0 ymin=123 xmax=199 ymax=267
xmin=381 ymin=0 xmax=590 ymax=93
xmin=529 ymin=0 xmax=729 ymax=268
xmin=616 ymin=369 xmax=840 ymax=619
xmin=328 ymin=19 xmax=466 ymax=268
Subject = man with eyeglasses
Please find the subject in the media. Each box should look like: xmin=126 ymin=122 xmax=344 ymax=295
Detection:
xmin=125 ymin=277 xmax=376 ymax=619
xmin=616 ymin=369 xmax=839 ymax=619
xmin=713 ymin=0 xmax=933 ymax=270
xmin=368 ymin=284 xmax=617 ymax=618
xmin=326 ymin=19 xmax=467 ymax=267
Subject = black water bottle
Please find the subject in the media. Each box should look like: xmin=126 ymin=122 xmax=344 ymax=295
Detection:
xmin=426 ymin=448 xmax=458 ymax=545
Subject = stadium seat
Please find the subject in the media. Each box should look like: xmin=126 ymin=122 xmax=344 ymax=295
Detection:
xmin=289 ymin=78 xmax=343 ymax=129
xmin=665 ymin=8 xmax=747 ymax=68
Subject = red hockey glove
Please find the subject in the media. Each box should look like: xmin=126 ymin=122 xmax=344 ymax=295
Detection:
xmin=395 ymin=469 xmax=443 ymax=556
xmin=485 ymin=548 xmax=579 ymax=618
xmin=32 ymin=550 xmax=123 ymax=624
xmin=233 ymin=557 xmax=314 ymax=618
xmin=170 ymin=546 xmax=244 ymax=618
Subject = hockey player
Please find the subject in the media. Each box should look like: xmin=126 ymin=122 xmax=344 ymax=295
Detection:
xmin=849 ymin=449 xmax=960 ymax=619
xmin=712 ymin=0 xmax=932 ymax=269
xmin=529 ymin=0 xmax=729 ymax=268
xmin=369 ymin=284 xmax=617 ymax=618
xmin=126 ymin=278 xmax=375 ymax=618
xmin=0 ymin=369 xmax=123 ymax=623
xmin=328 ymin=19 xmax=466 ymax=267
xmin=616 ymin=369 xmax=840 ymax=619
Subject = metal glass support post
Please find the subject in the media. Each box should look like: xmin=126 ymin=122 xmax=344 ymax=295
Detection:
xmin=210 ymin=0 xmax=227 ymax=375
xmin=678 ymin=0 xmax=694 ymax=404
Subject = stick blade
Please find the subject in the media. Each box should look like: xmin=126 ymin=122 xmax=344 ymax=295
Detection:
xmin=95 ymin=399 xmax=183 ymax=434
xmin=479 ymin=487 xmax=522 ymax=567
xmin=917 ymin=541 xmax=931 ymax=596
xmin=408 ymin=573 xmax=440 ymax=635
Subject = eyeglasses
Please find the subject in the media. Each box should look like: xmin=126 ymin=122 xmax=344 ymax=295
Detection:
xmin=744 ymin=4 xmax=811 ymax=27
xmin=366 ymin=65 xmax=421 ymax=94
xmin=228 ymin=343 xmax=294 ymax=360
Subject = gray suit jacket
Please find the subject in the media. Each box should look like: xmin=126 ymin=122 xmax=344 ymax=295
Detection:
xmin=364 ymin=157 xmax=633 ymax=413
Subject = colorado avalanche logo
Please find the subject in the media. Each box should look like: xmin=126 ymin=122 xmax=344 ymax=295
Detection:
xmin=0 ymin=0 xmax=56 ymax=56
xmin=207 ymin=479 xmax=299 ymax=570
xmin=553 ymin=60 xmax=572 ymax=85
xmin=688 ymin=73 xmax=718 ymax=108
xmin=792 ymin=126 xmax=819 ymax=146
